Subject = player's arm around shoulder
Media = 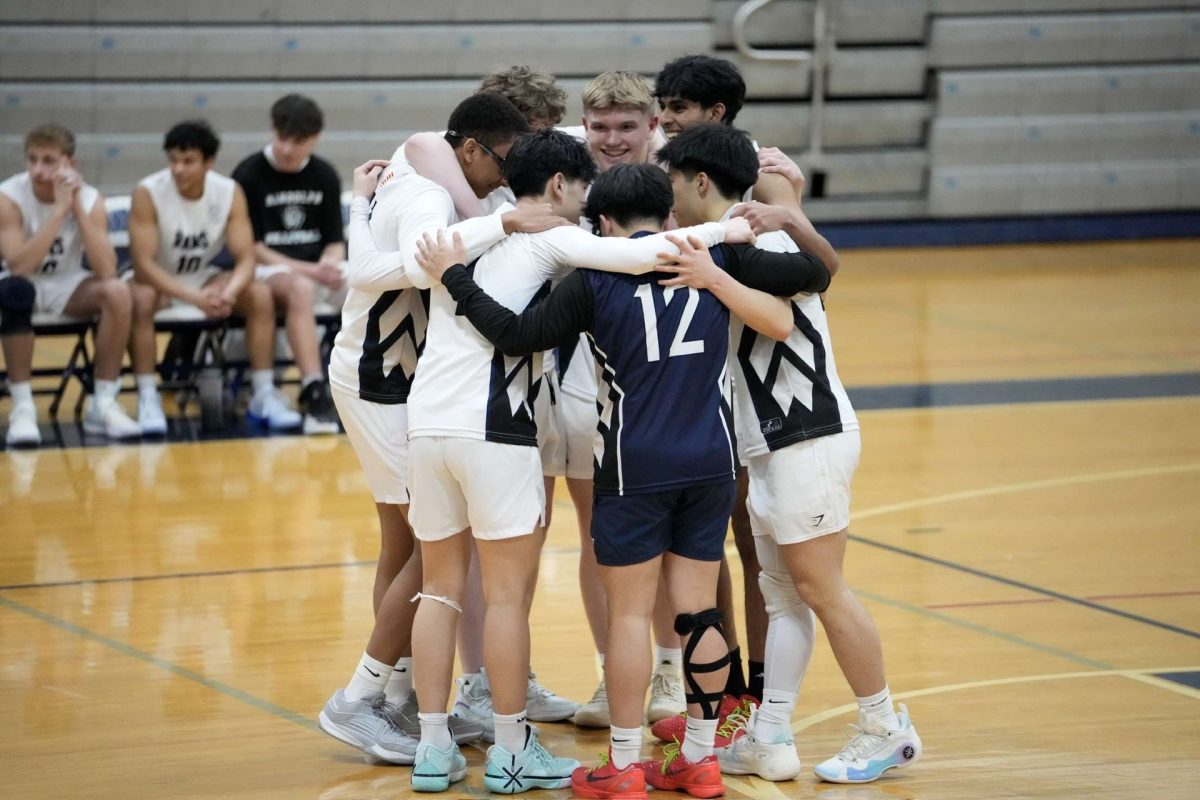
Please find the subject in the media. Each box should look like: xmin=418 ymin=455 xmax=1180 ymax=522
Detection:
xmin=656 ymin=234 xmax=792 ymax=341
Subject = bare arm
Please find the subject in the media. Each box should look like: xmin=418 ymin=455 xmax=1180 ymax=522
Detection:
xmin=220 ymin=185 xmax=257 ymax=302
xmin=404 ymin=132 xmax=488 ymax=219
xmin=0 ymin=191 xmax=69 ymax=276
xmin=657 ymin=234 xmax=793 ymax=341
xmin=747 ymin=160 xmax=840 ymax=277
xmin=129 ymin=186 xmax=200 ymax=304
xmin=78 ymin=190 xmax=117 ymax=278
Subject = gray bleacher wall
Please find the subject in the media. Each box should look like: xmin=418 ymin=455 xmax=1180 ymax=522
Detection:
xmin=1 ymin=0 xmax=1197 ymax=227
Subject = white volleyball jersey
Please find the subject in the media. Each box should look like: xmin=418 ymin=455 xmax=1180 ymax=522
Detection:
xmin=407 ymin=221 xmax=727 ymax=446
xmin=327 ymin=165 xmax=510 ymax=405
xmin=140 ymin=168 xmax=235 ymax=287
xmin=0 ymin=171 xmax=100 ymax=281
xmin=726 ymin=222 xmax=858 ymax=459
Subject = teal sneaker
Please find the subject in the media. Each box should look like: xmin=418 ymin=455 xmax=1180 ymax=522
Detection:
xmin=813 ymin=704 xmax=922 ymax=783
xmin=484 ymin=731 xmax=580 ymax=794
xmin=411 ymin=741 xmax=468 ymax=792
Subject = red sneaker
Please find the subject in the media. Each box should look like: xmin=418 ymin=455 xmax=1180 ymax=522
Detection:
xmin=650 ymin=695 xmax=755 ymax=744
xmin=715 ymin=699 xmax=755 ymax=748
xmin=571 ymin=751 xmax=648 ymax=800
xmin=642 ymin=744 xmax=724 ymax=798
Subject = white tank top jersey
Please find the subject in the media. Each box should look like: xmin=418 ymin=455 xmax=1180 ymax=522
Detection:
xmin=140 ymin=168 xmax=235 ymax=283
xmin=0 ymin=171 xmax=100 ymax=281
xmin=724 ymin=219 xmax=858 ymax=460
xmin=406 ymin=221 xmax=727 ymax=447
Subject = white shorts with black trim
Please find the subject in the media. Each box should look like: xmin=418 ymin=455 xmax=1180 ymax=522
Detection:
xmin=558 ymin=390 xmax=598 ymax=481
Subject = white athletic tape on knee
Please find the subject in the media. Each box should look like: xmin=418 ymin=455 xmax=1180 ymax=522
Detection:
xmin=410 ymin=592 xmax=463 ymax=613
xmin=759 ymin=568 xmax=807 ymax=620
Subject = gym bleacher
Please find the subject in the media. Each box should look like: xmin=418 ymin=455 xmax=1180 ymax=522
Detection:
xmin=1 ymin=0 xmax=1197 ymax=431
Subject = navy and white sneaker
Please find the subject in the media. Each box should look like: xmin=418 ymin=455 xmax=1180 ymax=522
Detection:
xmin=813 ymin=704 xmax=922 ymax=783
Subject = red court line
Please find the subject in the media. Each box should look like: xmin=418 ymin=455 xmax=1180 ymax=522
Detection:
xmin=927 ymin=589 xmax=1200 ymax=610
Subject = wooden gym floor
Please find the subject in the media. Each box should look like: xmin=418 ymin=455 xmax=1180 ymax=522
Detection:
xmin=1 ymin=239 xmax=1198 ymax=799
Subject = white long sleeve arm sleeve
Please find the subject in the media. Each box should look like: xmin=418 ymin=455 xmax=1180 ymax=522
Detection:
xmin=536 ymin=222 xmax=727 ymax=276
xmin=346 ymin=197 xmax=511 ymax=292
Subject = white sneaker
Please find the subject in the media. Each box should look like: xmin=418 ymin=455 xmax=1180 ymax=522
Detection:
xmin=813 ymin=704 xmax=922 ymax=783
xmin=138 ymin=392 xmax=167 ymax=436
xmin=83 ymin=397 xmax=142 ymax=439
xmin=6 ymin=402 xmax=41 ymax=447
xmin=646 ymin=662 xmax=686 ymax=722
xmin=452 ymin=674 xmax=495 ymax=743
xmin=717 ymin=710 xmax=802 ymax=781
xmin=573 ymin=679 xmax=610 ymax=728
xmin=247 ymin=386 xmax=302 ymax=430
xmin=526 ymin=671 xmax=579 ymax=722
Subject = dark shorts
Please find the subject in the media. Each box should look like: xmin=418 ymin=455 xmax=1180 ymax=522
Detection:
xmin=591 ymin=480 xmax=737 ymax=567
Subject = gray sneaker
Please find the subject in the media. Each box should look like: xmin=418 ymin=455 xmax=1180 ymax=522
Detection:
xmin=318 ymin=689 xmax=418 ymax=764
xmin=389 ymin=690 xmax=486 ymax=744
xmin=453 ymin=674 xmax=495 ymax=743
xmin=526 ymin=671 xmax=580 ymax=722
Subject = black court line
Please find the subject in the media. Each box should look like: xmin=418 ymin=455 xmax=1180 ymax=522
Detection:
xmin=0 ymin=559 xmax=376 ymax=592
xmin=849 ymin=534 xmax=1200 ymax=641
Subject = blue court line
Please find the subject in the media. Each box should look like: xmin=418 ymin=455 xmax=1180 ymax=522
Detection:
xmin=0 ymin=559 xmax=378 ymax=592
xmin=0 ymin=593 xmax=318 ymax=732
xmin=1155 ymin=671 xmax=1200 ymax=690
xmin=849 ymin=534 xmax=1200 ymax=641
xmin=848 ymin=371 xmax=1200 ymax=411
xmin=823 ymin=209 xmax=1200 ymax=249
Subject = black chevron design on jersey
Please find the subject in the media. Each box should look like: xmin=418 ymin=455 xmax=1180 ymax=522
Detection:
xmin=357 ymin=288 xmax=429 ymax=404
xmin=736 ymin=302 xmax=843 ymax=450
xmin=482 ymin=279 xmax=551 ymax=446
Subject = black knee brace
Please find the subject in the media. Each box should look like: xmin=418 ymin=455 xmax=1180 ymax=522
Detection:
xmin=0 ymin=275 xmax=35 ymax=335
xmin=674 ymin=608 xmax=730 ymax=719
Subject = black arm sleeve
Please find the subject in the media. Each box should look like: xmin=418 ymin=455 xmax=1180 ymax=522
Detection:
xmin=718 ymin=242 xmax=830 ymax=296
xmin=441 ymin=265 xmax=594 ymax=357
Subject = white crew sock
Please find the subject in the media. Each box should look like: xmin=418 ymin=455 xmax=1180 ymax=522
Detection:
xmin=654 ymin=646 xmax=682 ymax=670
xmin=754 ymin=688 xmax=797 ymax=743
xmin=609 ymin=724 xmax=642 ymax=769
xmin=857 ymin=685 xmax=900 ymax=732
xmin=94 ymin=379 xmax=120 ymax=404
xmin=680 ymin=716 xmax=718 ymax=763
xmin=418 ymin=711 xmax=453 ymax=749
xmin=385 ymin=657 xmax=414 ymax=705
xmin=8 ymin=381 xmax=33 ymax=406
xmin=493 ymin=709 xmax=530 ymax=754
xmin=344 ymin=652 xmax=392 ymax=701
xmin=136 ymin=373 xmax=159 ymax=398
xmin=250 ymin=369 xmax=274 ymax=397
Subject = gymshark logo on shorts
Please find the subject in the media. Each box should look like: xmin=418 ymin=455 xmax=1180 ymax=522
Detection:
xmin=811 ymin=514 xmax=824 ymax=527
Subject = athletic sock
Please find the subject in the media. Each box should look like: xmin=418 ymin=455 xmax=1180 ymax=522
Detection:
xmin=857 ymin=685 xmax=900 ymax=732
xmin=494 ymin=710 xmax=529 ymax=754
xmin=754 ymin=689 xmax=796 ymax=743
xmin=135 ymin=373 xmax=158 ymax=398
xmin=724 ymin=645 xmax=747 ymax=696
xmin=418 ymin=712 xmax=453 ymax=749
xmin=609 ymin=724 xmax=642 ymax=769
xmin=9 ymin=381 xmax=33 ymax=406
xmin=681 ymin=716 xmax=718 ymax=763
xmin=344 ymin=652 xmax=392 ymax=701
xmin=385 ymin=657 xmax=413 ymax=705
xmin=654 ymin=646 xmax=682 ymax=670
xmin=747 ymin=659 xmax=765 ymax=702
xmin=301 ymin=373 xmax=322 ymax=390
xmin=94 ymin=379 xmax=120 ymax=404
xmin=251 ymin=369 xmax=274 ymax=397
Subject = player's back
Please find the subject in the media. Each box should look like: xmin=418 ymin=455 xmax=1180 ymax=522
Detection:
xmin=408 ymin=231 xmax=562 ymax=445
xmin=583 ymin=249 xmax=736 ymax=496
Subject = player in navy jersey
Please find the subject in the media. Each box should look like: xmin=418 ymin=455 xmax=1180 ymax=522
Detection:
xmin=657 ymin=124 xmax=923 ymax=785
xmin=654 ymin=53 xmax=841 ymax=711
xmin=413 ymin=161 xmax=829 ymax=800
